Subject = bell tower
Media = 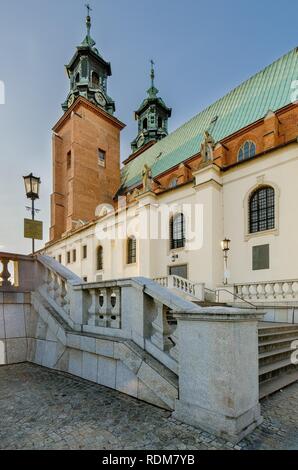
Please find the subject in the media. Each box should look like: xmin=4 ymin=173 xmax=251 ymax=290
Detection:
xmin=50 ymin=7 xmax=125 ymax=242
xmin=131 ymin=61 xmax=172 ymax=153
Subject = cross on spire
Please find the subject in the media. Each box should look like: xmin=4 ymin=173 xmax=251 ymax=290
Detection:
xmin=150 ymin=59 xmax=155 ymax=88
xmin=85 ymin=3 xmax=92 ymax=16
xmin=85 ymin=3 xmax=92 ymax=37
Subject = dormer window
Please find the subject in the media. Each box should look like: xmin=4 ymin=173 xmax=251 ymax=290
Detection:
xmin=238 ymin=140 xmax=256 ymax=161
xmin=75 ymin=73 xmax=80 ymax=83
xmin=143 ymin=118 xmax=148 ymax=130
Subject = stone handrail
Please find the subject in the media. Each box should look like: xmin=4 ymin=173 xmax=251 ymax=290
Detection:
xmin=234 ymin=279 xmax=298 ymax=302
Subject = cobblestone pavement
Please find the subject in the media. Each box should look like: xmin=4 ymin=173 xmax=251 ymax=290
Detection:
xmin=0 ymin=363 xmax=297 ymax=450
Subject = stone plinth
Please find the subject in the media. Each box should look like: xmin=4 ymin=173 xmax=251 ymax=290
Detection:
xmin=173 ymin=309 xmax=264 ymax=443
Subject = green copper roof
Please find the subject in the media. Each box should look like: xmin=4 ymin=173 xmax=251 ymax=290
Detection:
xmin=121 ymin=47 xmax=298 ymax=189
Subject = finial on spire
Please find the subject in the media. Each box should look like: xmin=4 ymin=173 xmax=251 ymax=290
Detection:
xmin=85 ymin=3 xmax=92 ymax=37
xmin=150 ymin=59 xmax=155 ymax=88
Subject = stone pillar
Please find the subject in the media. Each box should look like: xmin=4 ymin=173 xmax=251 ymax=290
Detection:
xmin=173 ymin=309 xmax=264 ymax=443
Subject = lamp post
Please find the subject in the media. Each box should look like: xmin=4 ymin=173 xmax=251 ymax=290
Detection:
xmin=221 ymin=237 xmax=231 ymax=285
xmin=23 ymin=173 xmax=41 ymax=254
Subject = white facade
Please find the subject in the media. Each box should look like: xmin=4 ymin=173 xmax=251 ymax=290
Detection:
xmin=45 ymin=142 xmax=298 ymax=320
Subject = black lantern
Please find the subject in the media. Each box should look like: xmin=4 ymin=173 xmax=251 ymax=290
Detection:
xmin=23 ymin=173 xmax=41 ymax=200
xmin=221 ymin=237 xmax=231 ymax=252
xmin=221 ymin=238 xmax=231 ymax=285
xmin=23 ymin=173 xmax=41 ymax=254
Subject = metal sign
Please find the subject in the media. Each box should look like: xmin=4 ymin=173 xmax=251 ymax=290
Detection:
xmin=24 ymin=219 xmax=43 ymax=240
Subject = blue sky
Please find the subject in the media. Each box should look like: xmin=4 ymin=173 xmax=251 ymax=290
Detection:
xmin=0 ymin=0 xmax=298 ymax=254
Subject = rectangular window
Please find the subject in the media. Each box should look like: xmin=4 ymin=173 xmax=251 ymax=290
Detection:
xmin=58 ymin=254 xmax=62 ymax=264
xmin=252 ymin=244 xmax=269 ymax=270
xmin=83 ymin=276 xmax=88 ymax=282
xmin=98 ymin=148 xmax=106 ymax=167
xmin=82 ymin=245 xmax=87 ymax=259
xmin=72 ymin=249 xmax=76 ymax=263
xmin=67 ymin=151 xmax=71 ymax=170
xmin=169 ymin=264 xmax=188 ymax=279
xmin=67 ymin=251 xmax=71 ymax=264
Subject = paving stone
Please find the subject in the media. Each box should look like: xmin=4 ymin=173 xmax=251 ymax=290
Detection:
xmin=0 ymin=363 xmax=297 ymax=450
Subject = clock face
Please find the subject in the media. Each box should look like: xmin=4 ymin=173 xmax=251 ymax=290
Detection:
xmin=68 ymin=94 xmax=75 ymax=107
xmin=95 ymin=92 xmax=106 ymax=107
xmin=137 ymin=134 xmax=145 ymax=148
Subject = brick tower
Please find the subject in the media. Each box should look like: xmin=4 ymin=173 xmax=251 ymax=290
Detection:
xmin=50 ymin=7 xmax=125 ymax=241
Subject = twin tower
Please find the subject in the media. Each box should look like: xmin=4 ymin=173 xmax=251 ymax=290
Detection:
xmin=50 ymin=11 xmax=171 ymax=242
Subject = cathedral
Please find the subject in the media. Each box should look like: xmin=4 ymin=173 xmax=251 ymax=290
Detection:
xmin=45 ymin=10 xmax=298 ymax=324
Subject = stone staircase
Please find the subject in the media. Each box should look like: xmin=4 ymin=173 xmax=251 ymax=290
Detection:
xmin=258 ymin=322 xmax=298 ymax=398
xmin=190 ymin=293 xmax=298 ymax=398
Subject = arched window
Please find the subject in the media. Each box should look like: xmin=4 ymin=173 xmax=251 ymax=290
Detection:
xmin=238 ymin=141 xmax=256 ymax=161
xmin=143 ymin=118 xmax=148 ymax=130
xmin=249 ymin=186 xmax=275 ymax=233
xmin=91 ymin=71 xmax=99 ymax=87
xmin=97 ymin=246 xmax=103 ymax=270
xmin=127 ymin=236 xmax=136 ymax=264
xmin=170 ymin=213 xmax=185 ymax=249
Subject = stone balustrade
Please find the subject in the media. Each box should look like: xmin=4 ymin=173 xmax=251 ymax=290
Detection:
xmin=235 ymin=279 xmax=298 ymax=302
xmin=154 ymin=275 xmax=205 ymax=301
xmin=0 ymin=252 xmax=37 ymax=292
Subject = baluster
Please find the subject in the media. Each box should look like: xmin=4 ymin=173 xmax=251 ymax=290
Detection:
xmin=63 ymin=282 xmax=71 ymax=315
xmin=88 ymin=288 xmax=99 ymax=326
xmin=53 ymin=274 xmax=60 ymax=302
xmin=248 ymin=284 xmax=256 ymax=300
xmin=110 ymin=288 xmax=121 ymax=329
xmin=98 ymin=288 xmax=108 ymax=327
xmin=292 ymin=282 xmax=298 ymax=300
xmin=150 ymin=302 xmax=173 ymax=352
xmin=59 ymin=278 xmax=67 ymax=309
xmin=273 ymin=282 xmax=283 ymax=299
xmin=0 ymin=258 xmax=12 ymax=287
xmin=257 ymin=283 xmax=265 ymax=299
xmin=265 ymin=283 xmax=273 ymax=300
xmin=47 ymin=270 xmax=55 ymax=297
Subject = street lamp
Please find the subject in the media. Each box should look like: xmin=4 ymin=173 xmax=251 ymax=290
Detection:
xmin=221 ymin=237 xmax=231 ymax=285
xmin=23 ymin=173 xmax=41 ymax=253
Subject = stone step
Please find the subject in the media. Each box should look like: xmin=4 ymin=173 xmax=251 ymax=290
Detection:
xmin=259 ymin=370 xmax=298 ymax=399
xmin=258 ymin=337 xmax=297 ymax=353
xmin=258 ymin=324 xmax=298 ymax=334
xmin=259 ymin=357 xmax=293 ymax=376
xmin=259 ymin=345 xmax=294 ymax=360
xmin=258 ymin=330 xmax=298 ymax=343
xmin=259 ymin=347 xmax=294 ymax=368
